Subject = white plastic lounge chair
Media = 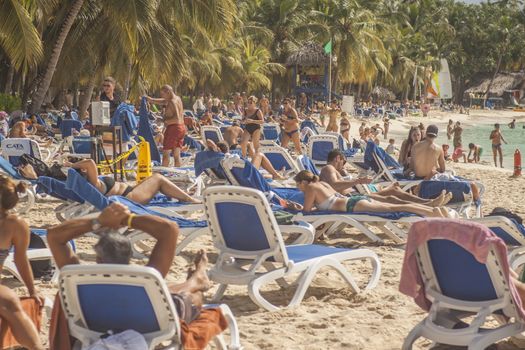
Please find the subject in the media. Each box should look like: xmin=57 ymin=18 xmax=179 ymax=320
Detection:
xmin=402 ymin=226 xmax=525 ymax=349
xmin=203 ymin=185 xmax=381 ymax=311
xmin=58 ymin=264 xmax=242 ymax=350
xmin=473 ymin=216 xmax=525 ymax=264
xmin=262 ymin=123 xmax=281 ymax=144
xmin=201 ymin=126 xmax=224 ymax=144
xmin=306 ymin=134 xmax=361 ymax=166
xmin=260 ymin=145 xmax=301 ymax=176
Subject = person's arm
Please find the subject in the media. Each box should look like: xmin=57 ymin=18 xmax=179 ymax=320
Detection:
xmin=145 ymin=96 xmax=168 ymax=105
xmin=47 ymin=218 xmax=92 ymax=269
xmin=398 ymin=141 xmax=408 ymax=164
xmin=501 ymin=133 xmax=508 ymax=144
xmin=467 ymin=149 xmax=473 ymax=161
xmin=437 ymin=150 xmax=446 ymax=173
xmin=322 ymin=168 xmax=369 ymax=194
xmin=10 ymin=218 xmax=40 ymax=301
xmin=127 ymin=214 xmax=178 ymax=277
xmin=65 ymin=159 xmax=100 ymax=188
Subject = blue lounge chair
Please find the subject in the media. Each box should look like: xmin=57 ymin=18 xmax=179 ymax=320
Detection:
xmin=201 ymin=126 xmax=224 ymax=144
xmin=260 ymin=145 xmax=300 ymax=176
xmin=306 ymin=134 xmax=359 ymax=166
xmin=58 ymin=264 xmax=241 ymax=349
xmin=262 ymin=123 xmax=281 ymax=144
xmin=203 ymin=185 xmax=381 ymax=311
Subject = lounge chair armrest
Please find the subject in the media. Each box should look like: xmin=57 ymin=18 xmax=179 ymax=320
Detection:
xmin=511 ymin=253 xmax=525 ymax=271
xmin=279 ymin=221 xmax=315 ymax=245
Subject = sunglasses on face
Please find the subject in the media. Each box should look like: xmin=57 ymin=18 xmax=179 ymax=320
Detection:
xmin=103 ymin=84 xmax=111 ymax=87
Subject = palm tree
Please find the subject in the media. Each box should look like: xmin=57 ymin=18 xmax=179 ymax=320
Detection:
xmin=30 ymin=0 xmax=84 ymax=113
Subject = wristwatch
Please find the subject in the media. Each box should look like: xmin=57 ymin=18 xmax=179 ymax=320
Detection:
xmin=91 ymin=218 xmax=102 ymax=232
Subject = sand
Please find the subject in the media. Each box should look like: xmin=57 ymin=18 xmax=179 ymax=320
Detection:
xmin=7 ymin=108 xmax=525 ymax=349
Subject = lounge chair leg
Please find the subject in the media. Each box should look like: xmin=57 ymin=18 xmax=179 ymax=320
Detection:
xmin=402 ymin=321 xmax=423 ymax=350
xmin=212 ymin=284 xmax=228 ymax=303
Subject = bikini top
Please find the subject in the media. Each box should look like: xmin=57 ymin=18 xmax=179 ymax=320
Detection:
xmin=317 ymin=193 xmax=345 ymax=211
xmin=244 ymin=108 xmax=262 ymax=121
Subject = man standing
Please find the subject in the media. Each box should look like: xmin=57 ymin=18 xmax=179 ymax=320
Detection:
xmin=146 ymin=85 xmax=186 ymax=167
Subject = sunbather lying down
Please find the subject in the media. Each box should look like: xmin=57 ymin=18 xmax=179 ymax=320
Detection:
xmin=207 ymin=140 xmax=285 ymax=180
xmin=48 ymin=203 xmax=211 ymax=324
xmin=293 ymin=170 xmax=452 ymax=218
xmin=65 ymin=159 xmax=200 ymax=204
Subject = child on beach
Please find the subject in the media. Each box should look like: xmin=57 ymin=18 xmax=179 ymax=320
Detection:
xmin=490 ymin=123 xmax=507 ymax=168
xmin=386 ymin=139 xmax=397 ymax=155
xmin=442 ymin=144 xmax=451 ymax=161
xmin=451 ymin=144 xmax=467 ymax=163
xmin=467 ymin=143 xmax=483 ymax=163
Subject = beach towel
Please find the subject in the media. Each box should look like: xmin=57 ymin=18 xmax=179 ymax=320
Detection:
xmin=111 ymin=103 xmax=138 ymax=142
xmin=137 ymin=97 xmax=161 ymax=162
xmin=180 ymin=308 xmax=228 ymax=350
xmin=364 ymin=141 xmax=400 ymax=173
xmin=399 ymin=219 xmax=525 ymax=319
xmin=0 ymin=297 xmax=42 ymax=349
xmin=184 ymin=135 xmax=203 ymax=151
xmin=37 ymin=176 xmax=84 ymax=203
xmin=418 ymin=180 xmax=471 ymax=203
xmin=194 ymin=151 xmax=225 ymax=177
xmin=65 ymin=169 xmax=110 ymax=210
xmin=300 ymin=156 xmax=320 ymax=176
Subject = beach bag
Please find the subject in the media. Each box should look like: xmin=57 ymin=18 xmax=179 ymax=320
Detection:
xmin=86 ymin=330 xmax=148 ymax=350
xmin=48 ymin=163 xmax=67 ymax=181
xmin=19 ymin=154 xmax=49 ymax=177
xmin=487 ymin=207 xmax=523 ymax=225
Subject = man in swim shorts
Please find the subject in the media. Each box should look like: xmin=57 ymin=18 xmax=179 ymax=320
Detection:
xmin=146 ymin=85 xmax=186 ymax=167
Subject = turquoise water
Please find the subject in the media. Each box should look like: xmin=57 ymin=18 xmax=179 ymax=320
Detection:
xmin=435 ymin=124 xmax=524 ymax=168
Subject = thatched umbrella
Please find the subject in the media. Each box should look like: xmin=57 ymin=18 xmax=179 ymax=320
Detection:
xmin=371 ymin=86 xmax=396 ymax=101
xmin=465 ymin=72 xmax=525 ymax=96
xmin=286 ymin=41 xmax=329 ymax=67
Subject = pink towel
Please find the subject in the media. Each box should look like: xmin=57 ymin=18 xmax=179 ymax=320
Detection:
xmin=399 ymin=218 xmax=525 ymax=319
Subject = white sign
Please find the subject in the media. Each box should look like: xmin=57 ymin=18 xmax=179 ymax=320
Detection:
xmin=342 ymin=95 xmax=354 ymax=115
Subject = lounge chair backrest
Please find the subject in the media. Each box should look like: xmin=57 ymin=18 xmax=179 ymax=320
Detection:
xmin=297 ymin=155 xmax=320 ymax=176
xmin=306 ymin=134 xmax=339 ymax=166
xmin=0 ymin=155 xmax=22 ymax=179
xmin=260 ymin=145 xmax=300 ymax=173
xmin=71 ymin=136 xmax=92 ymax=155
xmin=300 ymin=120 xmax=319 ymax=134
xmin=262 ymin=123 xmax=281 ymax=142
xmin=221 ymin=157 xmax=272 ymax=192
xmin=203 ymin=185 xmax=289 ymax=265
xmin=65 ymin=169 xmax=110 ymax=210
xmin=1 ymin=138 xmax=42 ymax=166
xmin=416 ymin=238 xmax=521 ymax=319
xmin=201 ymin=126 xmax=224 ymax=143
xmin=476 ymin=216 xmax=525 ymax=247
xmin=60 ymin=119 xmax=83 ymax=138
xmin=59 ymin=264 xmax=180 ymax=348
xmin=36 ymin=177 xmax=84 ymax=203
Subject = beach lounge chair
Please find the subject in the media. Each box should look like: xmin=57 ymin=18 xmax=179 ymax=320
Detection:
xmin=400 ymin=219 xmax=525 ymax=349
xmin=473 ymin=216 xmax=525 ymax=264
xmin=296 ymin=155 xmax=320 ymax=176
xmin=306 ymin=134 xmax=359 ymax=166
xmin=65 ymin=169 xmax=208 ymax=256
xmin=201 ymin=126 xmax=224 ymax=144
xmin=203 ymin=185 xmax=381 ymax=311
xmin=262 ymin=123 xmax=281 ymax=144
xmin=221 ymin=157 xmax=415 ymax=243
xmin=58 ymin=264 xmax=242 ymax=350
xmin=260 ymin=145 xmax=301 ymax=176
xmin=1 ymin=138 xmax=46 ymax=165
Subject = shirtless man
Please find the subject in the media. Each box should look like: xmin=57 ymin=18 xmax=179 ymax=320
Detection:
xmin=490 ymin=123 xmax=507 ymax=168
xmin=146 ymin=85 xmax=186 ymax=167
xmin=410 ymin=125 xmax=446 ymax=180
xmin=280 ymin=98 xmax=302 ymax=155
xmin=452 ymin=121 xmax=463 ymax=149
xmin=320 ymin=150 xmax=450 ymax=206
xmin=223 ymin=121 xmax=243 ymax=149
xmin=509 ymin=119 xmax=516 ymax=129
xmin=326 ymin=99 xmax=340 ymax=132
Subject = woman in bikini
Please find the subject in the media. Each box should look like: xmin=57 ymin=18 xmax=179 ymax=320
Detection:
xmin=326 ymin=99 xmax=340 ymax=132
xmin=280 ymin=98 xmax=302 ymax=155
xmin=339 ymin=112 xmax=351 ymax=146
xmin=293 ymin=170 xmax=448 ymax=217
xmin=240 ymin=96 xmax=264 ymax=157
xmin=65 ymin=159 xmax=200 ymax=204
xmin=398 ymin=126 xmax=422 ymax=171
xmin=0 ymin=175 xmax=45 ymax=349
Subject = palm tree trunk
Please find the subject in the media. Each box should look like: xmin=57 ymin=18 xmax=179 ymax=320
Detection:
xmin=483 ymin=52 xmax=504 ymax=108
xmin=4 ymin=65 xmax=14 ymax=94
xmin=30 ymin=0 xmax=84 ymax=113
xmin=79 ymin=68 xmax=98 ymax=120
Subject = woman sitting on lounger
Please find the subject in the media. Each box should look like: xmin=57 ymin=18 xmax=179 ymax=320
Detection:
xmin=293 ymin=170 xmax=449 ymax=217
xmin=0 ymin=175 xmax=45 ymax=349
xmin=64 ymin=159 xmax=200 ymax=204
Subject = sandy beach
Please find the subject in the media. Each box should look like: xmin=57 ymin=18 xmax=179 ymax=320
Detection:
xmin=7 ymin=110 xmax=525 ymax=350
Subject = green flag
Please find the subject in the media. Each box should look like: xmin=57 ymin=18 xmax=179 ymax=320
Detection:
xmin=324 ymin=40 xmax=332 ymax=54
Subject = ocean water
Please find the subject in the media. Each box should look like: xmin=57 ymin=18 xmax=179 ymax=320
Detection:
xmin=435 ymin=124 xmax=525 ymax=168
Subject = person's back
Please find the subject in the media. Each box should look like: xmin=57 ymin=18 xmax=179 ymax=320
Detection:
xmin=410 ymin=125 xmax=445 ymax=179
xmin=223 ymin=125 xmax=242 ymax=147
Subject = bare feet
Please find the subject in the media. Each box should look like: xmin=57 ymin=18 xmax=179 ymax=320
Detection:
xmin=441 ymin=192 xmax=454 ymax=206
xmin=187 ymin=249 xmax=211 ymax=293
xmin=273 ymin=173 xmax=286 ymax=181
xmin=427 ymin=190 xmax=446 ymax=207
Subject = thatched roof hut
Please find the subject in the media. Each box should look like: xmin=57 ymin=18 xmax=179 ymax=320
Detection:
xmin=371 ymin=86 xmax=396 ymax=101
xmin=465 ymin=72 xmax=525 ymax=96
xmin=286 ymin=41 xmax=329 ymax=67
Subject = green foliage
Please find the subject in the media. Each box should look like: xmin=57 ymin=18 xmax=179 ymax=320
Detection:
xmin=0 ymin=94 xmax=22 ymax=112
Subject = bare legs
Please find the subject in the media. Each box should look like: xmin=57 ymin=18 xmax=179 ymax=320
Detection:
xmin=354 ymin=199 xmax=447 ymax=218
xmin=376 ymin=184 xmax=452 ymax=207
xmin=281 ymin=131 xmax=302 ymax=155
xmin=241 ymin=129 xmax=261 ymax=158
xmin=127 ymin=173 xmax=200 ymax=204
xmin=493 ymin=145 xmax=503 ymax=168
xmin=168 ymin=250 xmax=211 ymax=309
xmin=0 ymin=286 xmax=43 ymax=350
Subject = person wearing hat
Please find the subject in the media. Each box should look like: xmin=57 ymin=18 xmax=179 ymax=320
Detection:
xmin=409 ymin=124 xmax=445 ymax=180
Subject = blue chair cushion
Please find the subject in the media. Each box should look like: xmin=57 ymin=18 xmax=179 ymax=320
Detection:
xmin=285 ymin=244 xmax=351 ymax=264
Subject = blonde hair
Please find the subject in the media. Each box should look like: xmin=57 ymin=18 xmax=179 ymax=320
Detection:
xmin=294 ymin=170 xmax=319 ymax=183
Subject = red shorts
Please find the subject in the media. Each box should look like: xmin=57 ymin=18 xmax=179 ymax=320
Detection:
xmin=163 ymin=124 xmax=186 ymax=149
